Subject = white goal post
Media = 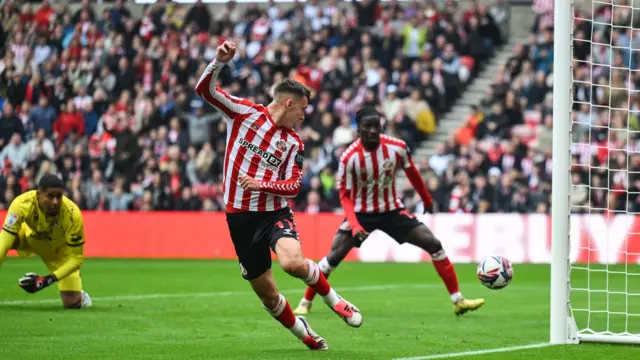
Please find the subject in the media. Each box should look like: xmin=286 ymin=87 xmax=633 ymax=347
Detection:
xmin=552 ymin=0 xmax=640 ymax=345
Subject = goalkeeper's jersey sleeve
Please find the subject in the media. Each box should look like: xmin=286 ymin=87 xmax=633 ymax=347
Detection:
xmin=0 ymin=191 xmax=36 ymax=266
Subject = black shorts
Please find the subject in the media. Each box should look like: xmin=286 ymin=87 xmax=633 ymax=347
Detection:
xmin=226 ymin=207 xmax=300 ymax=280
xmin=337 ymin=209 xmax=423 ymax=247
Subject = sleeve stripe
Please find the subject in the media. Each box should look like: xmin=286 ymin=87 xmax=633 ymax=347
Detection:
xmin=1 ymin=227 xmax=18 ymax=236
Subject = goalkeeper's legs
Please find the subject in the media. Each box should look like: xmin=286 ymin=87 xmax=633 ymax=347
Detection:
xmin=60 ymin=291 xmax=92 ymax=309
xmin=405 ymin=224 xmax=484 ymax=316
xmin=294 ymin=231 xmax=356 ymax=315
xmin=55 ymin=269 xmax=92 ymax=309
xmin=275 ymin=237 xmax=362 ymax=328
xmin=249 ymin=270 xmax=327 ymax=350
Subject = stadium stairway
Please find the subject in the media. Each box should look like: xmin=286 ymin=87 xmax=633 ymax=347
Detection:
xmin=397 ymin=4 xmax=536 ymax=191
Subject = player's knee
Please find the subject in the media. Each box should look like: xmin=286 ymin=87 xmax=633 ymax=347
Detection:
xmin=63 ymin=301 xmax=82 ymax=309
xmin=60 ymin=291 xmax=85 ymax=309
xmin=279 ymin=254 xmax=306 ymax=277
xmin=411 ymin=226 xmax=443 ymax=254
xmin=260 ymin=290 xmax=282 ymax=310
xmin=62 ymin=296 xmax=82 ymax=309
xmin=425 ymin=236 xmax=443 ymax=255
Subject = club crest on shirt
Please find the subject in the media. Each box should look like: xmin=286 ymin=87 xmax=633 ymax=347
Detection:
xmin=276 ymin=140 xmax=287 ymax=153
xmin=382 ymin=159 xmax=394 ymax=172
xmin=251 ymin=123 xmax=260 ymax=131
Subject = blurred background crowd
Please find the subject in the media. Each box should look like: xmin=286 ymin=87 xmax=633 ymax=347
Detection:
xmin=418 ymin=0 xmax=640 ymax=215
xmin=0 ymin=0 xmax=509 ymax=213
xmin=3 ymin=0 xmax=621 ymax=216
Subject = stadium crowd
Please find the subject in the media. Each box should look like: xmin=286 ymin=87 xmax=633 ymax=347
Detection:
xmin=0 ymin=0 xmax=507 ymax=213
xmin=415 ymin=0 xmax=640 ymax=214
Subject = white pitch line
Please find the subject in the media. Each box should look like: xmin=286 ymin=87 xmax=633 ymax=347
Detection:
xmin=0 ymin=283 xmax=436 ymax=306
xmin=393 ymin=343 xmax=553 ymax=360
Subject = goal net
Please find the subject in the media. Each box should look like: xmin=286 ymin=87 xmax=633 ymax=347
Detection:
xmin=553 ymin=0 xmax=640 ymax=345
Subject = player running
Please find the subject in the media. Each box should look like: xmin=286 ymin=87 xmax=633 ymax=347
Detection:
xmin=195 ymin=41 xmax=362 ymax=351
xmin=294 ymin=107 xmax=485 ymax=317
xmin=0 ymin=174 xmax=92 ymax=309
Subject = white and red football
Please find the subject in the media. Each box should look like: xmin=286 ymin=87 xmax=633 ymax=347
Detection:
xmin=477 ymin=255 xmax=513 ymax=290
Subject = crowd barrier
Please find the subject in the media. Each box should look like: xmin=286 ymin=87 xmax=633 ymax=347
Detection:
xmin=1 ymin=212 xmax=638 ymax=264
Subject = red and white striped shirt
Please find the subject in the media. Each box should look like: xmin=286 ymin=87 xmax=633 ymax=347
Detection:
xmin=338 ymin=135 xmax=412 ymax=213
xmin=195 ymin=60 xmax=304 ymax=212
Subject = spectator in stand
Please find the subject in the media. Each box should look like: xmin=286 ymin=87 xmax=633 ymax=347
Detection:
xmin=0 ymin=133 xmax=28 ymax=169
xmin=30 ymin=96 xmax=57 ymax=137
xmin=0 ymin=102 xmax=24 ymax=146
xmin=174 ymin=186 xmax=203 ymax=211
xmin=0 ymin=0 xmax=504 ymax=212
xmin=54 ymin=100 xmax=84 ymax=145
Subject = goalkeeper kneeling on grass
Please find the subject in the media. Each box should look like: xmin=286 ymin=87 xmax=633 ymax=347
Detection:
xmin=0 ymin=174 xmax=92 ymax=309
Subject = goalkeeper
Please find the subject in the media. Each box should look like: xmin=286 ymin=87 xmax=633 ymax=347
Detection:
xmin=0 ymin=174 xmax=92 ymax=309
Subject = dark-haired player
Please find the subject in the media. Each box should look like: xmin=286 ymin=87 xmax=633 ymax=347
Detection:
xmin=195 ymin=41 xmax=361 ymax=351
xmin=0 ymin=174 xmax=92 ymax=309
xmin=294 ymin=107 xmax=484 ymax=316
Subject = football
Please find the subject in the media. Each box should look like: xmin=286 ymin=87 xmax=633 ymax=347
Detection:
xmin=477 ymin=255 xmax=513 ymax=290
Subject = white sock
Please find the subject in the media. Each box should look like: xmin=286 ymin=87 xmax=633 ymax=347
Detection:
xmin=322 ymin=288 xmax=340 ymax=307
xmin=303 ymin=259 xmax=320 ymax=285
xmin=304 ymin=259 xmax=340 ymax=307
xmin=290 ymin=317 xmax=308 ymax=340
xmin=263 ymin=294 xmax=308 ymax=340
xmin=263 ymin=293 xmax=287 ymax=316
xmin=318 ymin=257 xmax=333 ymax=274
xmin=431 ymin=249 xmax=448 ymax=261
xmin=451 ymin=292 xmax=463 ymax=303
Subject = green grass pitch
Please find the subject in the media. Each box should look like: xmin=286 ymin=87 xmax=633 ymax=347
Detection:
xmin=0 ymin=258 xmax=638 ymax=359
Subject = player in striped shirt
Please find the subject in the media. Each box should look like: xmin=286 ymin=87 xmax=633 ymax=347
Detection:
xmin=294 ymin=107 xmax=485 ymax=316
xmin=195 ymin=41 xmax=362 ymax=351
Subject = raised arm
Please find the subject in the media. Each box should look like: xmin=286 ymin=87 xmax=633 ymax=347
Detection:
xmin=194 ymin=41 xmax=256 ymax=120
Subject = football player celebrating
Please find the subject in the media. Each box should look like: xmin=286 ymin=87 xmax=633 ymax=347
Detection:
xmin=0 ymin=174 xmax=92 ymax=309
xmin=195 ymin=41 xmax=361 ymax=351
xmin=294 ymin=107 xmax=484 ymax=316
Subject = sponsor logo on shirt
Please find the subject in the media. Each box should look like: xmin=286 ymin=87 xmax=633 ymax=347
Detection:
xmin=238 ymin=138 xmax=283 ymax=169
xmin=6 ymin=213 xmax=19 ymax=226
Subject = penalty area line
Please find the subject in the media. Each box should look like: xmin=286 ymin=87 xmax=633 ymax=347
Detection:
xmin=393 ymin=343 xmax=553 ymax=360
xmin=0 ymin=283 xmax=436 ymax=306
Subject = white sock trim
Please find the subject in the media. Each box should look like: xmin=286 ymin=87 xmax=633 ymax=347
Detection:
xmin=304 ymin=259 xmax=320 ymax=285
xmin=290 ymin=317 xmax=308 ymax=339
xmin=450 ymin=292 xmax=463 ymax=303
xmin=318 ymin=257 xmax=333 ymax=274
xmin=431 ymin=249 xmax=447 ymax=261
xmin=322 ymin=288 xmax=340 ymax=308
xmin=264 ymin=293 xmax=287 ymax=317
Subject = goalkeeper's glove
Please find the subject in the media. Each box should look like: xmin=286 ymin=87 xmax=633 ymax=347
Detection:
xmin=18 ymin=273 xmax=56 ymax=294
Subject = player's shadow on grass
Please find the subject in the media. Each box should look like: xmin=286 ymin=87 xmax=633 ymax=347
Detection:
xmin=0 ymin=304 xmax=110 ymax=312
